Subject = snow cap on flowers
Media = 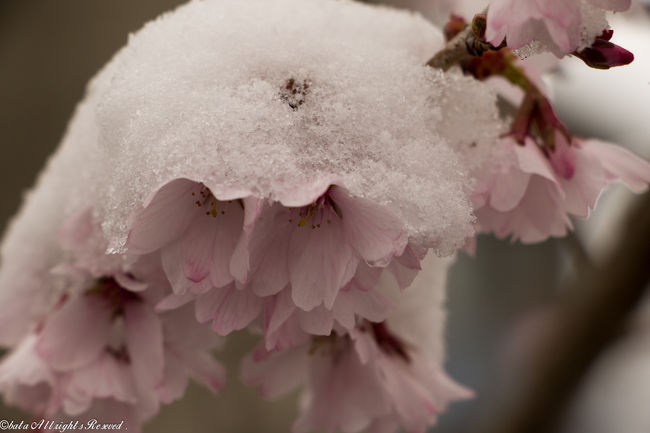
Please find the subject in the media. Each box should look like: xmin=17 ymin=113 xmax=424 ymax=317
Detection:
xmin=94 ymin=0 xmax=488 ymax=256
xmin=0 ymin=74 xmax=112 ymax=346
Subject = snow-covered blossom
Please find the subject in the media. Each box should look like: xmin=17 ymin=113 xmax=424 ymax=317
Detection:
xmin=486 ymin=0 xmax=631 ymax=57
xmin=97 ymin=0 xmax=480 ymax=257
xmin=2 ymin=0 xmax=645 ymax=430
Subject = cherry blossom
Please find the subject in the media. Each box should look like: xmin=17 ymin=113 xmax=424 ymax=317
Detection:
xmin=243 ymin=254 xmax=471 ymax=433
xmin=474 ymin=136 xmax=650 ymax=243
xmin=486 ymin=0 xmax=631 ymax=57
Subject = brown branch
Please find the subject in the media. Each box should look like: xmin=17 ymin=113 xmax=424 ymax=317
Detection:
xmin=469 ymin=193 xmax=650 ymax=433
xmin=426 ymin=23 xmax=477 ymax=70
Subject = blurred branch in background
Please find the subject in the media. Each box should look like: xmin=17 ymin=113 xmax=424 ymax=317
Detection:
xmin=469 ymin=192 xmax=650 ymax=433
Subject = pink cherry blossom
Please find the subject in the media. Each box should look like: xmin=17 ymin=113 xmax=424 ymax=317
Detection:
xmin=485 ymin=0 xmax=631 ymax=56
xmin=127 ymin=178 xmax=247 ymax=296
xmin=261 ymin=276 xmax=395 ymax=353
xmin=0 ymin=334 xmax=58 ymax=415
xmin=474 ymin=136 xmax=650 ymax=243
xmin=0 ymin=209 xmax=225 ymax=431
xmin=231 ymin=184 xmax=408 ymax=311
xmin=244 ymin=321 xmax=471 ymax=433
xmin=0 ymin=279 xmax=225 ymax=431
xmin=243 ymin=254 xmax=470 ymax=433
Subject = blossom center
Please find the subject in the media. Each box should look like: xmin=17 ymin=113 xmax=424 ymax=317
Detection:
xmin=191 ymin=185 xmax=237 ymax=218
xmin=85 ymin=276 xmax=141 ymax=318
xmin=289 ymin=194 xmax=342 ymax=229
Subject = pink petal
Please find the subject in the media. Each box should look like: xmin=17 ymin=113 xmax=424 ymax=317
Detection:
xmin=289 ymin=218 xmax=357 ymax=311
xmin=548 ymin=132 xmax=577 ymax=179
xmin=559 ymin=149 xmax=606 ymax=218
xmin=265 ymin=288 xmax=296 ymax=336
xmin=37 ymin=295 xmax=113 ymax=371
xmin=263 ymin=292 xmax=310 ymax=352
xmin=126 ymin=179 xmax=199 ymax=255
xmin=66 ymin=352 xmax=138 ymax=406
xmin=479 ymin=176 xmax=572 ymax=243
xmin=350 ymin=263 xmax=383 ymax=292
xmin=124 ymin=302 xmax=165 ymax=392
xmin=296 ymin=345 xmax=391 ymax=433
xmin=582 ymin=140 xmax=650 ymax=193
xmin=514 ymin=138 xmax=560 ymax=185
xmin=157 ymin=352 xmax=189 ymax=404
xmin=229 ymin=197 xmax=265 ymax=283
xmin=161 ymin=239 xmax=213 ymax=295
xmin=298 ymin=306 xmax=334 ymax=335
xmin=489 ymin=168 xmax=531 ymax=212
xmin=155 ymin=292 xmax=195 ymax=312
xmin=330 ymin=187 xmax=407 ymax=266
xmin=181 ymin=213 xmax=218 ymax=283
xmin=195 ymin=285 xmax=263 ymax=336
xmin=246 ymin=206 xmax=292 ymax=297
xmin=376 ymin=357 xmax=436 ymax=433
xmin=114 ymin=272 xmax=148 ymax=293
xmin=332 ymin=288 xmax=394 ymax=330
xmin=208 ymin=201 xmax=245 ymax=289
xmin=185 ymin=352 xmax=226 ymax=394
xmin=0 ymin=334 xmax=54 ymax=388
xmin=544 ymin=16 xmax=572 ymax=53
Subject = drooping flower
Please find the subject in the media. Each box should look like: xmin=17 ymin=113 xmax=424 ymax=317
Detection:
xmin=127 ymin=178 xmax=248 ymax=296
xmin=147 ymin=179 xmax=413 ymax=338
xmin=0 ymin=209 xmax=225 ymax=432
xmin=243 ymin=254 xmax=471 ymax=433
xmin=473 ymin=135 xmax=650 ymax=243
xmin=231 ymin=184 xmax=408 ymax=311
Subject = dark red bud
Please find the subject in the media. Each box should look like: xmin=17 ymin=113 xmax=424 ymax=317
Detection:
xmin=444 ymin=14 xmax=467 ymax=41
xmin=597 ymin=28 xmax=614 ymax=41
xmin=574 ymin=40 xmax=634 ymax=70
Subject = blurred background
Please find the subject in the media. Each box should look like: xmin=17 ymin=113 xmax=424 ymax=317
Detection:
xmin=1 ymin=1 xmax=649 ymax=432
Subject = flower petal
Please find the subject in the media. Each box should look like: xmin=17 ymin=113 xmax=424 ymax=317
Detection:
xmin=208 ymin=201 xmax=245 ymax=289
xmin=582 ymin=139 xmax=650 ymax=193
xmin=37 ymin=296 xmax=112 ymax=371
xmin=330 ymin=187 xmax=407 ymax=266
xmin=195 ymin=285 xmax=263 ymax=336
xmin=126 ymin=179 xmax=199 ymax=255
xmin=124 ymin=302 xmax=165 ymax=394
xmin=289 ymin=218 xmax=357 ymax=311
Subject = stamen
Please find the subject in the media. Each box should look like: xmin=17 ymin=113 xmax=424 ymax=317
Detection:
xmin=191 ymin=185 xmax=234 ymax=219
xmin=289 ymin=192 xmax=340 ymax=229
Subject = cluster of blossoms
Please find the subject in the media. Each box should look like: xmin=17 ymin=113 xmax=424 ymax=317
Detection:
xmin=0 ymin=0 xmax=648 ymax=432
